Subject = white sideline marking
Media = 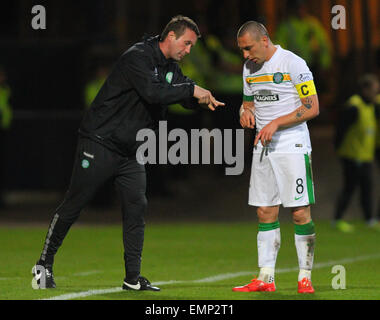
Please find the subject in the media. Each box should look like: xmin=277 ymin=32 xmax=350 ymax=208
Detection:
xmin=73 ymin=270 xmax=102 ymax=277
xmin=0 ymin=277 xmax=22 ymax=281
xmin=41 ymin=253 xmax=380 ymax=300
xmin=55 ymin=270 xmax=102 ymax=280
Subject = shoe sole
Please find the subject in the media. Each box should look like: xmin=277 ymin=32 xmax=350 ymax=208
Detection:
xmin=233 ymin=286 xmax=276 ymax=292
xmin=298 ymin=290 xmax=315 ymax=293
xmin=122 ymin=284 xmax=160 ymax=291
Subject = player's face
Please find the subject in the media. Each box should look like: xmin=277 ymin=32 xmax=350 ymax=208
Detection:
xmin=237 ymin=33 xmax=267 ymax=64
xmin=167 ymin=28 xmax=198 ymax=61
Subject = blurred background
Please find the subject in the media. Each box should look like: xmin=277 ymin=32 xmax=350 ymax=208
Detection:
xmin=0 ymin=0 xmax=379 ymax=226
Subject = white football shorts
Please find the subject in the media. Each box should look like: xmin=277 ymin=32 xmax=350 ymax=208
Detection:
xmin=248 ymin=148 xmax=315 ymax=208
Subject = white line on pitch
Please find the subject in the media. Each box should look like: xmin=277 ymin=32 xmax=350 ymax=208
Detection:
xmin=41 ymin=253 xmax=380 ymax=300
xmin=55 ymin=270 xmax=102 ymax=280
xmin=73 ymin=270 xmax=102 ymax=277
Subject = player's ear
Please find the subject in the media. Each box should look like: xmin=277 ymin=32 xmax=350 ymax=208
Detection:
xmin=261 ymin=35 xmax=269 ymax=46
xmin=168 ymin=31 xmax=176 ymax=41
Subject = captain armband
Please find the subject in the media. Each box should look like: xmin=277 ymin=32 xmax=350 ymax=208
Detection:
xmin=295 ymin=80 xmax=317 ymax=99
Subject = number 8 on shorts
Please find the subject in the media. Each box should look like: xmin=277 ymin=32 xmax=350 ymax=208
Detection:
xmin=249 ymin=152 xmax=315 ymax=208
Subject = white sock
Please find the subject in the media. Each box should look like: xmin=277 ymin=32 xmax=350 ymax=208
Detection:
xmin=258 ymin=267 xmax=275 ymax=283
xmin=295 ymin=233 xmax=315 ymax=280
xmin=257 ymin=228 xmax=281 ymax=283
xmin=298 ymin=269 xmax=312 ymax=281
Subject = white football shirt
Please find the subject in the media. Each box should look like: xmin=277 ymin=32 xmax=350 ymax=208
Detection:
xmin=243 ymin=45 xmax=314 ymax=153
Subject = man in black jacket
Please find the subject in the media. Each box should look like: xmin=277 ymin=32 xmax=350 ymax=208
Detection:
xmin=32 ymin=16 xmax=224 ymax=291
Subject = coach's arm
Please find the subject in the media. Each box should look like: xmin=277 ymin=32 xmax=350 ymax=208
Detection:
xmin=122 ymin=49 xmax=224 ymax=110
xmin=174 ymin=64 xmax=225 ymax=111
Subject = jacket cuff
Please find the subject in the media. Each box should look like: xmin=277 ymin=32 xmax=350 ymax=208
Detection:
xmin=188 ymin=83 xmax=195 ymax=98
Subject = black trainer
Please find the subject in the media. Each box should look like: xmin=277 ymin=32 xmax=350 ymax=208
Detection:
xmin=122 ymin=276 xmax=160 ymax=291
xmin=32 ymin=263 xmax=56 ymax=289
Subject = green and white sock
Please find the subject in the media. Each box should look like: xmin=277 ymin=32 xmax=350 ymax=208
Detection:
xmin=257 ymin=221 xmax=281 ymax=283
xmin=294 ymin=221 xmax=316 ymax=281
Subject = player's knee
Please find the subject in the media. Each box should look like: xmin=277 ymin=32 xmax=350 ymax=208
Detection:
xmin=292 ymin=206 xmax=311 ymax=224
xmin=257 ymin=206 xmax=279 ymax=223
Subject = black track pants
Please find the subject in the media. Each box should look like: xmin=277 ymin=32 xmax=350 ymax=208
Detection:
xmin=39 ymin=137 xmax=147 ymax=277
xmin=334 ymin=158 xmax=374 ymax=222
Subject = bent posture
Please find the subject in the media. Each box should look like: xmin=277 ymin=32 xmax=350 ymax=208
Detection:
xmin=32 ymin=15 xmax=224 ymax=291
xmin=233 ymin=21 xmax=319 ymax=294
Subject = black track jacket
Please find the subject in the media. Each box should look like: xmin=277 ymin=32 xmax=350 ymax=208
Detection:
xmin=79 ymin=35 xmax=198 ymax=157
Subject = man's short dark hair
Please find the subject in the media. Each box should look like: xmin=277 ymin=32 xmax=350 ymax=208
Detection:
xmin=237 ymin=21 xmax=269 ymax=40
xmin=160 ymin=15 xmax=201 ymax=41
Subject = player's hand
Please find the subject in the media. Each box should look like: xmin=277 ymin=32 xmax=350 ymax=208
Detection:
xmin=194 ymin=85 xmax=225 ymax=111
xmin=240 ymin=106 xmax=255 ymax=129
xmin=254 ymin=120 xmax=279 ymax=146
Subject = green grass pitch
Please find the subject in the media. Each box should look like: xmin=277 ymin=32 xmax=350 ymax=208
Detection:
xmin=1 ymin=220 xmax=380 ymax=300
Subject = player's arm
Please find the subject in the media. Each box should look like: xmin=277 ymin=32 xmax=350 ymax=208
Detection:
xmin=275 ymin=92 xmax=319 ymax=127
xmin=240 ymin=62 xmax=256 ymax=129
xmin=239 ymin=100 xmax=255 ymax=129
xmin=334 ymin=105 xmax=357 ymax=150
xmin=254 ymin=80 xmax=319 ymax=146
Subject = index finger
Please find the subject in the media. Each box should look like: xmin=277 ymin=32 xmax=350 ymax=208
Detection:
xmin=249 ymin=115 xmax=255 ymax=129
xmin=210 ymin=95 xmax=225 ymax=107
xmin=254 ymin=131 xmax=261 ymax=146
xmin=207 ymin=103 xmax=215 ymax=111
